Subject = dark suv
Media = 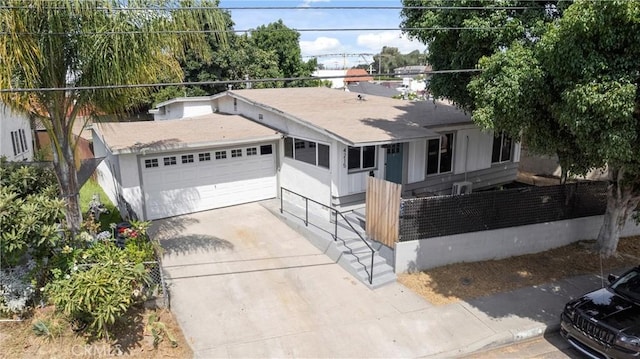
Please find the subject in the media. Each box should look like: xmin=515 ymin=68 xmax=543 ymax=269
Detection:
xmin=561 ymin=266 xmax=640 ymax=359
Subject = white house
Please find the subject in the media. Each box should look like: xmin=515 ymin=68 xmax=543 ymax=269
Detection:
xmin=0 ymin=102 xmax=33 ymax=162
xmin=94 ymin=87 xmax=520 ymax=221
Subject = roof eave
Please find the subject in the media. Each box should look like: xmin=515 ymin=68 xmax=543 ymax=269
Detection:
xmin=110 ymin=134 xmax=282 ymax=155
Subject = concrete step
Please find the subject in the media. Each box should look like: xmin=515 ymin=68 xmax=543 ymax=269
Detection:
xmin=262 ymin=199 xmax=396 ymax=290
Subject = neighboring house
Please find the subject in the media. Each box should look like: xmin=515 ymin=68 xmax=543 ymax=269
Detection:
xmin=94 ymin=87 xmax=521 ymax=221
xmin=344 ymin=68 xmax=373 ymax=85
xmin=312 ymin=69 xmax=347 ymax=89
xmin=346 ymin=82 xmax=400 ymax=98
xmin=394 ymin=65 xmax=432 ymax=79
xmin=0 ymin=102 xmax=34 ymax=161
xmin=34 ymin=117 xmax=94 ymax=165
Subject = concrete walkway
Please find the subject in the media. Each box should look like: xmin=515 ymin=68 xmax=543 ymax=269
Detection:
xmin=151 ymin=201 xmax=602 ymax=358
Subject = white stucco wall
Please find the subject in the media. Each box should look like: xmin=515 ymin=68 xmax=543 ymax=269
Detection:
xmin=0 ymin=103 xmax=33 ymax=161
xmin=395 ymin=217 xmax=640 ymax=273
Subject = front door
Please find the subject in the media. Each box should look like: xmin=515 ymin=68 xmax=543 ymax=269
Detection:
xmin=385 ymin=143 xmax=403 ymax=184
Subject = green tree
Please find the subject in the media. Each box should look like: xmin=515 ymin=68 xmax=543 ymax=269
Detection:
xmin=0 ymin=161 xmax=63 ymax=268
xmin=401 ymin=0 xmax=570 ymax=111
xmin=468 ymin=0 xmax=640 ymax=256
xmin=0 ymin=0 xmax=227 ymax=232
xmin=249 ymin=20 xmax=316 ymax=87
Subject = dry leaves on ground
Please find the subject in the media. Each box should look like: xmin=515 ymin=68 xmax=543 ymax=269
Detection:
xmin=0 ymin=306 xmax=192 ymax=359
xmin=398 ymin=236 xmax=640 ymax=306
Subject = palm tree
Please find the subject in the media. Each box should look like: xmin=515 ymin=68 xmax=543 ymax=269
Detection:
xmin=0 ymin=0 xmax=226 ymax=232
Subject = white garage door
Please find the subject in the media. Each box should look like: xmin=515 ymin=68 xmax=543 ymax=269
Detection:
xmin=141 ymin=144 xmax=276 ymax=220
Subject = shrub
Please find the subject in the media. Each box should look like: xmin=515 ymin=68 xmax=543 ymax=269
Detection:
xmin=0 ymin=262 xmax=36 ymax=317
xmin=45 ymin=242 xmax=151 ymax=339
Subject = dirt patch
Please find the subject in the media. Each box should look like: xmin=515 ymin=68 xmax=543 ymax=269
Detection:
xmin=398 ymin=236 xmax=640 ymax=306
xmin=0 ymin=306 xmax=192 ymax=359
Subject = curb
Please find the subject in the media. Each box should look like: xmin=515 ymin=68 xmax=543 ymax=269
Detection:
xmin=423 ymin=322 xmax=561 ymax=358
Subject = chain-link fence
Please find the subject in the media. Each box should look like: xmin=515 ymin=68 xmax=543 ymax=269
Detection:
xmin=399 ymin=181 xmax=608 ymax=242
xmin=73 ymin=260 xmax=168 ymax=307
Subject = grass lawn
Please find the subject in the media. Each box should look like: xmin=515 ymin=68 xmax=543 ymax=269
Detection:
xmin=79 ymin=179 xmax=122 ymax=230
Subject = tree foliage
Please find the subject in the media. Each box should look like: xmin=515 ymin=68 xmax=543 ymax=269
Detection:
xmin=372 ymin=47 xmax=427 ymax=76
xmin=0 ymin=0 xmax=227 ymax=232
xmin=469 ymin=0 xmax=640 ymax=256
xmin=0 ymin=161 xmax=64 ymax=268
xmin=152 ymin=18 xmax=321 ymax=104
xmin=401 ymin=0 xmax=569 ymax=111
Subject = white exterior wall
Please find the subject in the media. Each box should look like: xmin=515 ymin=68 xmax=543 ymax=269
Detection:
xmin=312 ymin=70 xmax=347 ymax=89
xmin=93 ymin=130 xmax=145 ymax=220
xmin=93 ymin=132 xmax=121 ymax=208
xmin=0 ymin=103 xmax=33 ymax=161
xmin=182 ymin=102 xmax=215 ymax=118
xmin=395 ymin=217 xmax=640 ymax=272
xmin=154 ymin=103 xmax=184 ymax=121
xmin=334 ymin=142 xmax=384 ymax=196
xmin=118 ymin=153 xmax=144 ymax=219
xmin=453 ymin=128 xmax=493 ymax=174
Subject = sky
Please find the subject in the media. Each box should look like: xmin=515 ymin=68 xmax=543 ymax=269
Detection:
xmin=217 ymin=0 xmax=427 ymax=69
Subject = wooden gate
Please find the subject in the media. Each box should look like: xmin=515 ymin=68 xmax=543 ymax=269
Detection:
xmin=365 ymin=177 xmax=401 ymax=248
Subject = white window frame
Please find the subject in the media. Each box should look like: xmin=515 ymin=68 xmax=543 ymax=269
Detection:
xmin=347 ymin=145 xmax=377 ymax=173
xmin=284 ymin=136 xmax=330 ymax=169
xmin=426 ymin=133 xmax=454 ymax=176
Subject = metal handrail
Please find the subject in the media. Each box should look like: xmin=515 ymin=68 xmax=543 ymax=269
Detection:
xmin=280 ymin=187 xmax=375 ymax=285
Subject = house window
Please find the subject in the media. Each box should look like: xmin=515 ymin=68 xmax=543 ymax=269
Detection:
xmin=215 ymin=150 xmax=227 ymax=159
xmin=426 ymin=133 xmax=453 ymax=175
xmin=231 ymin=149 xmax=242 ymax=158
xmin=260 ymin=145 xmax=273 ymax=155
xmin=318 ymin=144 xmax=330 ymax=169
xmin=284 ymin=136 xmax=330 ymax=169
xmin=492 ymin=132 xmax=513 ymax=163
xmin=233 ymin=98 xmax=237 ymax=112
xmin=198 ymin=152 xmax=211 ymax=161
xmin=10 ymin=130 xmax=28 ymax=156
xmin=18 ymin=129 xmax=27 ymax=152
xmin=181 ymin=154 xmax=194 ymax=164
xmin=348 ymin=145 xmax=376 ymax=171
xmin=258 ymin=114 xmax=263 ymax=120
xmin=144 ymin=159 xmax=159 ymax=168
xmin=246 ymin=147 xmax=257 ymax=156
xmin=11 ymin=131 xmax=18 ymax=156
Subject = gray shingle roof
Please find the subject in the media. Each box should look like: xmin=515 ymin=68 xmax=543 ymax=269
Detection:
xmin=227 ymin=87 xmax=472 ymax=145
xmin=94 ymin=114 xmax=280 ymax=154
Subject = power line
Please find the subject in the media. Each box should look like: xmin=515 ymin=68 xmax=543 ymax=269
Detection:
xmin=0 ymin=5 xmax=536 ymax=10
xmin=0 ymin=26 xmax=507 ymax=36
xmin=0 ymin=69 xmax=481 ymax=93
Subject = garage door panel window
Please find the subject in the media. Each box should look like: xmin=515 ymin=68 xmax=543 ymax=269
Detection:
xmin=260 ymin=145 xmax=273 ymax=155
xmin=247 ymin=147 xmax=257 ymax=156
xmin=181 ymin=154 xmax=194 ymax=164
xmin=215 ymin=151 xmax=227 ymax=160
xmin=284 ymin=136 xmax=330 ymax=169
xmin=163 ymin=156 xmax=177 ymax=166
xmin=348 ymin=145 xmax=376 ymax=172
xmin=231 ymin=149 xmax=242 ymax=158
xmin=144 ymin=159 xmax=159 ymax=168
xmin=198 ymin=152 xmax=211 ymax=161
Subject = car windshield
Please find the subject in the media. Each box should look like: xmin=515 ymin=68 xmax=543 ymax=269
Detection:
xmin=611 ymin=268 xmax=640 ymax=302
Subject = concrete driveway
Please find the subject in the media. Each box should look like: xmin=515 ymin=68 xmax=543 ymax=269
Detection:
xmin=150 ymin=201 xmax=496 ymax=358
